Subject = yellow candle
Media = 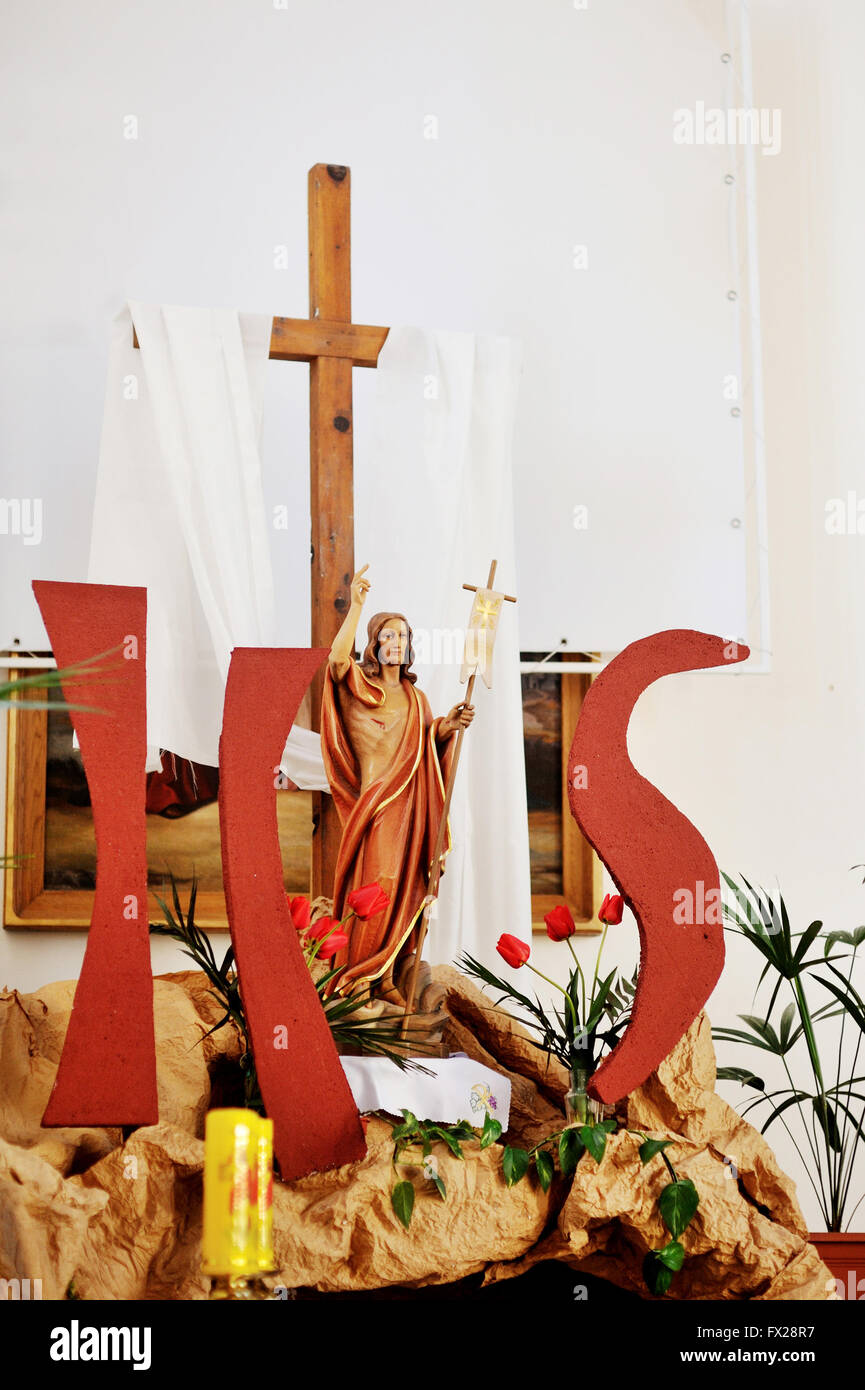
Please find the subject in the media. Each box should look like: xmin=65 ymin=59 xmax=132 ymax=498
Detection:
xmin=202 ymin=1108 xmax=259 ymax=1278
xmin=255 ymin=1117 xmax=275 ymax=1274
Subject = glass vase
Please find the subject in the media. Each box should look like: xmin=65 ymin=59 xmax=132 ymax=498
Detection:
xmin=564 ymin=1066 xmax=604 ymax=1127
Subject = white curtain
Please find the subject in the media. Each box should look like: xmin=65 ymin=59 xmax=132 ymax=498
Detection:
xmin=354 ymin=326 xmax=531 ymax=965
xmin=89 ymin=302 xmax=319 ymax=779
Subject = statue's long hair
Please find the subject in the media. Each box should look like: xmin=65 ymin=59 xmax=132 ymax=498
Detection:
xmin=358 ymin=610 xmax=418 ymax=686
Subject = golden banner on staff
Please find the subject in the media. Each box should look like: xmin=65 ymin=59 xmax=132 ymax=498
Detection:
xmin=460 ymin=587 xmax=505 ymax=689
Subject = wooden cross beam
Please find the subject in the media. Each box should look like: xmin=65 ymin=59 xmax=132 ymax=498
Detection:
xmin=134 ymin=162 xmax=389 ymax=902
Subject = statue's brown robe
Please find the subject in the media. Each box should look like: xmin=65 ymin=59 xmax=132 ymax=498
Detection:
xmin=320 ymin=656 xmax=457 ymax=993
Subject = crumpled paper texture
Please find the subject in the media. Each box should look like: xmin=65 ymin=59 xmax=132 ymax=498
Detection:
xmin=0 ymin=968 xmax=833 ymax=1300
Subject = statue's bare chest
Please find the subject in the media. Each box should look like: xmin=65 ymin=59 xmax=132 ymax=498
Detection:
xmin=340 ymin=679 xmax=413 ymax=782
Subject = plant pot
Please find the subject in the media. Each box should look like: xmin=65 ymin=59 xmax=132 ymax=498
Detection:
xmin=809 ymin=1232 xmax=865 ymax=1300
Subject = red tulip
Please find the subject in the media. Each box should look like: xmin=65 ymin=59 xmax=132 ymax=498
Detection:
xmin=287 ymin=894 xmax=311 ymax=932
xmin=497 ymin=933 xmax=531 ymax=969
xmin=347 ymin=883 xmax=389 ymax=920
xmin=306 ymin=915 xmax=342 ymax=942
xmin=317 ymin=929 xmax=349 ymax=960
xmin=599 ymin=893 xmax=624 ymax=925
xmin=544 ymin=904 xmax=576 ymax=942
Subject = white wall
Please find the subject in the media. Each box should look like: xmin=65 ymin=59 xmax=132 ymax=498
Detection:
xmin=2 ymin=0 xmax=863 ymax=1229
xmin=531 ymin=0 xmax=865 ymax=1230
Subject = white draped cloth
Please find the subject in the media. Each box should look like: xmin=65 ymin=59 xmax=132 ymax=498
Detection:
xmin=89 ymin=302 xmax=322 ymax=779
xmin=353 ymin=326 xmax=531 ymax=967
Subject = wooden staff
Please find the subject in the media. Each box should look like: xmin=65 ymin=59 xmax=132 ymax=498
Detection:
xmin=400 ymin=559 xmax=516 ymax=1036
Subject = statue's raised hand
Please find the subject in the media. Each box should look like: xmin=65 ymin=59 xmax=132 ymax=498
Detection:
xmin=350 ymin=564 xmax=371 ymax=608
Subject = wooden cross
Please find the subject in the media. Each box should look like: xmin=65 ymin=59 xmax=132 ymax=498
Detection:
xmin=134 ymin=162 xmax=388 ymax=901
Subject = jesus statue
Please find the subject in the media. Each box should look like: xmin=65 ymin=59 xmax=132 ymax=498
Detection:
xmin=320 ymin=564 xmax=475 ymax=1006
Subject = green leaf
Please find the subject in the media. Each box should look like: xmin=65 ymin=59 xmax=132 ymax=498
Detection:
xmin=431 ymin=1174 xmax=447 ymax=1202
xmin=480 ymin=1113 xmax=503 ymax=1149
xmin=715 ymin=1066 xmax=765 ymax=1091
xmin=558 ymin=1127 xmax=584 ymax=1176
xmin=502 ymin=1146 xmax=530 ymax=1187
xmin=639 ymin=1137 xmax=675 ymax=1165
xmin=654 ymin=1239 xmax=686 ymax=1272
xmin=778 ymin=1003 xmax=796 ymax=1050
xmin=642 ymin=1250 xmax=674 ymax=1297
xmin=659 ymin=1178 xmax=699 ymax=1238
xmin=579 ymin=1123 xmax=607 ymax=1164
xmin=816 ymin=972 xmax=865 ymax=1033
xmin=391 ymin=1110 xmax=419 ymax=1141
xmin=825 ymin=930 xmax=854 ymax=957
xmin=739 ymin=1013 xmax=782 ymax=1053
xmin=792 ymin=920 xmax=823 ymax=966
xmin=427 ymin=1126 xmax=464 ymax=1160
xmin=391 ymin=1181 xmax=415 ymax=1229
xmin=812 ymin=1097 xmax=842 ymax=1152
xmin=534 ymin=1149 xmax=554 ymax=1193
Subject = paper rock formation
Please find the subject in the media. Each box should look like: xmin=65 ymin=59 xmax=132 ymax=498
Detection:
xmin=0 ymin=969 xmax=833 ymax=1300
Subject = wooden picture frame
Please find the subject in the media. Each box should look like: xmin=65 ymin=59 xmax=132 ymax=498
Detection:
xmin=4 ymin=668 xmax=233 ymax=929
xmin=524 ymin=655 xmax=601 ymax=935
xmin=4 ymin=660 xmax=599 ymax=933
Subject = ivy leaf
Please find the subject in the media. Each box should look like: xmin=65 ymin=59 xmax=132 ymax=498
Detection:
xmin=579 ymin=1124 xmax=607 ymax=1165
xmin=428 ymin=1126 xmax=464 ymax=1160
xmin=391 ymin=1180 xmax=415 ymax=1230
xmin=642 ymin=1250 xmax=674 ymax=1297
xmin=558 ymin=1127 xmax=585 ymax=1177
xmin=502 ymin=1146 xmax=530 ymax=1187
xmin=654 ymin=1239 xmax=685 ymax=1272
xmin=639 ymin=1138 xmax=675 ymax=1165
xmin=480 ymin=1114 xmax=503 ymax=1149
xmin=534 ymin=1149 xmax=554 ymax=1193
xmin=451 ymin=1119 xmax=476 ymax=1139
xmin=659 ymin=1178 xmax=699 ymax=1239
xmin=431 ymin=1174 xmax=447 ymax=1202
xmin=391 ymin=1110 xmax=418 ymax=1141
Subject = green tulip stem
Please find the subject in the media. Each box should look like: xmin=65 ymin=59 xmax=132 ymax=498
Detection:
xmin=590 ymin=920 xmax=610 ymax=1012
xmin=565 ymin=936 xmax=587 ymax=1022
xmin=526 ymin=962 xmax=579 ymax=1034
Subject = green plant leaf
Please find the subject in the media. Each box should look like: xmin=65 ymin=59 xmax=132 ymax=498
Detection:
xmin=654 ymin=1239 xmax=686 ymax=1272
xmin=558 ymin=1127 xmax=584 ymax=1176
xmin=659 ymin=1178 xmax=699 ymax=1238
xmin=812 ymin=1096 xmax=842 ymax=1152
xmin=825 ymin=930 xmax=855 ymax=957
xmin=391 ymin=1110 xmax=419 ymax=1141
xmin=391 ymin=1181 xmax=414 ymax=1229
xmin=451 ymin=1119 xmax=476 ymax=1139
xmin=579 ymin=1123 xmax=607 ymax=1164
xmin=639 ymin=1137 xmax=675 ymax=1165
xmin=642 ymin=1250 xmax=674 ymax=1297
xmin=739 ymin=1014 xmax=782 ymax=1052
xmin=502 ymin=1146 xmax=530 ymax=1187
xmin=778 ymin=1003 xmax=796 ymax=1050
xmin=431 ymin=1174 xmax=447 ymax=1202
xmin=427 ymin=1125 xmax=464 ymax=1160
xmin=759 ymin=1090 xmax=812 ymax=1137
xmin=534 ymin=1149 xmax=554 ymax=1192
xmin=792 ymin=920 xmax=823 ymax=966
xmin=480 ymin=1113 xmax=502 ymax=1149
xmin=715 ymin=1066 xmax=766 ymax=1090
